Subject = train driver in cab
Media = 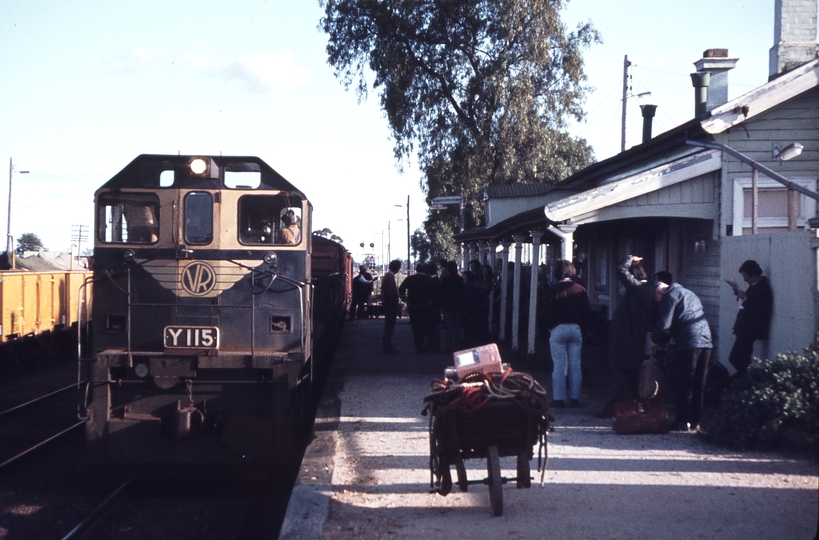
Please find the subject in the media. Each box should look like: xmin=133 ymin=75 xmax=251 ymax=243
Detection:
xmin=280 ymin=209 xmax=301 ymax=245
xmin=124 ymin=202 xmax=158 ymax=243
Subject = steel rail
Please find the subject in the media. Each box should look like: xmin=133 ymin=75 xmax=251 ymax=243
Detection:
xmin=0 ymin=420 xmax=85 ymax=470
xmin=60 ymin=480 xmax=132 ymax=540
xmin=0 ymin=380 xmax=88 ymax=418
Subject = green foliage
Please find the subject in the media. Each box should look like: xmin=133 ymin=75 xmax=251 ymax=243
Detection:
xmin=15 ymin=232 xmax=45 ymax=254
xmin=411 ymin=228 xmax=431 ymax=265
xmin=700 ymin=341 xmax=819 ymax=452
xmin=320 ymin=0 xmax=600 ymax=243
xmin=424 ymin=213 xmax=460 ymax=263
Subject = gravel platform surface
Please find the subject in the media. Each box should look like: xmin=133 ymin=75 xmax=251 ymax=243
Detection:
xmin=284 ymin=318 xmax=819 ymax=540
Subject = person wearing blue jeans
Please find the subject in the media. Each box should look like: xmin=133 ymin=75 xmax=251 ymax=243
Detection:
xmin=542 ymin=260 xmax=590 ymax=408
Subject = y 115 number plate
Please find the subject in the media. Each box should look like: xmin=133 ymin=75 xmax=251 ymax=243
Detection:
xmin=164 ymin=326 xmax=220 ymax=349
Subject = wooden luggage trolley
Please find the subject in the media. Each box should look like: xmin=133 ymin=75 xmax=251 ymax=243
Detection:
xmin=424 ymin=367 xmax=551 ymax=516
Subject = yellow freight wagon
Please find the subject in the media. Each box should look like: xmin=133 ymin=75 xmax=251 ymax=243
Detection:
xmin=0 ymin=270 xmax=92 ymax=343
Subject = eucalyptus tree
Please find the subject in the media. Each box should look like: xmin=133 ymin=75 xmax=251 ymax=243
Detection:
xmin=15 ymin=232 xmax=46 ymax=255
xmin=321 ymin=0 xmax=599 ymax=255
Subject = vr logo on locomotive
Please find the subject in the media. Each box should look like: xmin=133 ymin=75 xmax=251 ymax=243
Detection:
xmin=181 ymin=261 xmax=216 ymax=296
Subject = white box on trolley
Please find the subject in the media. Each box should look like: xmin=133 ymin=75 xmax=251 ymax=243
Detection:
xmin=452 ymin=343 xmax=504 ymax=379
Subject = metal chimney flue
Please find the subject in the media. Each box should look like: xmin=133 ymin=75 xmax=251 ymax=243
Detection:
xmin=690 ymin=71 xmax=711 ymax=118
xmin=640 ymin=104 xmax=657 ymax=143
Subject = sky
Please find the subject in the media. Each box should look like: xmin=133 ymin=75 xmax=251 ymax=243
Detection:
xmin=0 ymin=0 xmax=791 ymax=265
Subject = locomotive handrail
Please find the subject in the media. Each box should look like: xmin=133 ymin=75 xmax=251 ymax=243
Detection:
xmin=76 ymin=275 xmax=94 ymax=362
xmin=76 ymin=275 xmax=94 ymax=422
xmin=239 ymin=261 xmax=309 ymax=358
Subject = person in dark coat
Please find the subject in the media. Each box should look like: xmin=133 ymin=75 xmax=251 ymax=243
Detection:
xmin=440 ymin=261 xmax=464 ymax=353
xmin=597 ymin=255 xmax=653 ymax=417
xmin=398 ymin=263 xmax=434 ymax=354
xmin=476 ymin=264 xmax=495 ymax=343
xmin=426 ymin=263 xmax=442 ymax=352
xmin=381 ymin=259 xmax=402 ymax=354
xmin=350 ymin=264 xmax=374 ymax=319
xmin=652 ymin=278 xmax=712 ymax=431
xmin=726 ymin=259 xmax=774 ymax=376
xmin=461 ymin=270 xmax=479 ymax=348
xmin=543 ymin=260 xmax=590 ymax=408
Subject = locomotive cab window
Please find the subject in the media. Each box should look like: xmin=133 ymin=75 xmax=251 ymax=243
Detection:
xmin=238 ymin=195 xmax=303 ymax=245
xmin=224 ymin=161 xmax=262 ymax=189
xmin=184 ymin=192 xmax=213 ymax=244
xmin=98 ymin=192 xmax=160 ymax=244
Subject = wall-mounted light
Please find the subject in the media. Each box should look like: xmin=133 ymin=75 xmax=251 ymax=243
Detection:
xmin=773 ymin=142 xmax=803 ymax=161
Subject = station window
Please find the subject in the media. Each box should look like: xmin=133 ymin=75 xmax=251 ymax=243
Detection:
xmin=184 ymin=192 xmax=213 ymax=244
xmin=732 ymin=177 xmax=816 ymax=234
xmin=98 ymin=193 xmax=160 ymax=244
xmin=238 ymin=195 xmax=303 ymax=245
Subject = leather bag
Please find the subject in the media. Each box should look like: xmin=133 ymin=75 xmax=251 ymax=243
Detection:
xmin=612 ymin=401 xmax=669 ymax=434
xmin=638 ymin=356 xmax=665 ymax=400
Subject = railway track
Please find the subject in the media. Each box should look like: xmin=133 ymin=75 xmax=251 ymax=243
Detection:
xmin=55 ymin=475 xmax=294 ymax=540
xmin=60 ymin=480 xmax=131 ymax=540
xmin=0 ymin=380 xmax=86 ymax=470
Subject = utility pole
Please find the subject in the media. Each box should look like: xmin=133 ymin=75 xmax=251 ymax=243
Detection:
xmin=621 ymin=55 xmax=632 ymax=153
xmin=406 ymin=195 xmax=410 ymax=270
xmin=7 ymin=158 xmax=29 ymax=268
xmin=72 ymin=224 xmax=89 ymax=268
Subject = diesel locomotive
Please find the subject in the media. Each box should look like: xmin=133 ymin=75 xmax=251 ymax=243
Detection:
xmin=79 ymin=154 xmax=350 ymax=475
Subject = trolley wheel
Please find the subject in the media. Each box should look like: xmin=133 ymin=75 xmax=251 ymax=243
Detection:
xmin=455 ymin=455 xmax=468 ymax=492
xmin=486 ymin=445 xmax=503 ymax=516
xmin=516 ymin=453 xmax=531 ymax=488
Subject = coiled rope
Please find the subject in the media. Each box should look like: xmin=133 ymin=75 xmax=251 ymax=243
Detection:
xmin=424 ymin=367 xmax=550 ymax=416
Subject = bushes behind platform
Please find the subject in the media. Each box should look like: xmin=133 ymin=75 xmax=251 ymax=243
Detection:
xmin=700 ymin=337 xmax=819 ymax=453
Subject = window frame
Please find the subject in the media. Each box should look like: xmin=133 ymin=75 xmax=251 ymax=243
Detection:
xmin=183 ymin=191 xmax=214 ymax=245
xmin=732 ymin=176 xmax=816 ymax=234
xmin=237 ymin=194 xmax=304 ymax=246
xmin=97 ymin=192 xmax=161 ymax=245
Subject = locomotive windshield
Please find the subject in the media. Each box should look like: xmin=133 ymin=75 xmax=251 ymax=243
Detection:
xmin=239 ymin=194 xmax=303 ymax=245
xmin=97 ymin=192 xmax=159 ymax=244
xmin=184 ymin=192 xmax=213 ymax=244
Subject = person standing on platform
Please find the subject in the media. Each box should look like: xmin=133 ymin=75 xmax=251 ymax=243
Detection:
xmin=440 ymin=261 xmax=464 ymax=353
xmin=542 ymin=260 xmax=590 ymax=408
xmin=350 ymin=264 xmax=374 ymax=319
xmin=597 ymin=255 xmax=653 ymax=418
xmin=652 ymin=277 xmax=712 ymax=432
xmin=726 ymin=259 xmax=773 ymax=376
xmin=381 ymin=260 xmax=402 ymax=354
xmin=398 ymin=263 xmax=434 ymax=354
xmin=461 ymin=270 xmax=479 ymax=348
xmin=476 ymin=264 xmax=495 ymax=342
xmin=427 ymin=263 xmax=442 ymax=352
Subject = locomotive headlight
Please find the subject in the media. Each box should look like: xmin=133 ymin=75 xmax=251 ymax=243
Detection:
xmin=190 ymin=158 xmax=208 ymax=175
xmin=123 ymin=249 xmax=135 ymax=261
xmin=264 ymin=252 xmax=277 ymax=265
xmin=134 ymin=363 xmax=149 ymax=378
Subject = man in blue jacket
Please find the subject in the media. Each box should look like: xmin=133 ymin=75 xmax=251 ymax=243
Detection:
xmin=652 ymin=275 xmax=712 ymax=432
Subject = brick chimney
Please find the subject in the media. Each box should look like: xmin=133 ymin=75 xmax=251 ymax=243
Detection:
xmin=769 ymin=0 xmax=819 ymax=78
xmin=693 ymin=49 xmax=738 ymax=112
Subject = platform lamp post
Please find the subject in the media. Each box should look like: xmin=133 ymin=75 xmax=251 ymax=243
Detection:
xmin=7 ymin=159 xmax=29 ymax=269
